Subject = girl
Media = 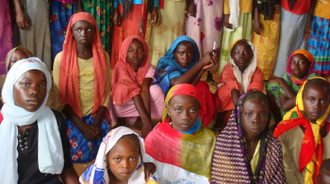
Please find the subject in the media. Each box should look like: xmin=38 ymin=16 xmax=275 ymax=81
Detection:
xmin=211 ymin=91 xmax=286 ymax=183
xmin=216 ymin=39 xmax=263 ymax=127
xmin=111 ymin=0 xmax=159 ymax=68
xmin=53 ymin=12 xmax=111 ymax=163
xmin=111 ymin=35 xmax=165 ymax=138
xmin=154 ymin=35 xmax=218 ymax=127
xmin=144 ymin=84 xmax=216 ymax=183
xmin=318 ymin=159 xmax=330 ymax=184
xmin=251 ymin=0 xmax=280 ymax=80
xmin=0 ymin=58 xmax=79 ymax=183
xmin=80 ymin=126 xmax=158 ymax=183
xmin=274 ymin=77 xmax=330 ymax=183
xmin=307 ymin=0 xmax=330 ymax=79
xmin=218 ymin=0 xmax=254 ymax=74
xmin=267 ymin=50 xmax=317 ymax=123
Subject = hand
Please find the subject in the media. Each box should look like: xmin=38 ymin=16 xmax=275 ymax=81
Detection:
xmin=93 ymin=125 xmax=102 ymax=138
xmin=16 ymin=11 xmax=29 ymax=29
xmin=201 ymin=51 xmax=219 ymax=70
xmin=144 ymin=162 xmax=156 ymax=180
xmin=186 ymin=0 xmax=196 ymax=18
xmin=254 ymin=19 xmax=261 ymax=35
xmin=113 ymin=8 xmax=122 ymax=26
xmin=141 ymin=119 xmax=153 ymax=138
xmin=79 ymin=122 xmax=98 ymax=141
xmin=223 ymin=14 xmax=233 ymax=29
xmin=150 ymin=8 xmax=158 ymax=26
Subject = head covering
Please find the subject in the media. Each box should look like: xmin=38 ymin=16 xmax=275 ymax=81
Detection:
xmin=0 ymin=58 xmax=64 ymax=183
xmin=274 ymin=77 xmax=330 ymax=183
xmin=154 ymin=36 xmax=199 ymax=94
xmin=286 ymin=49 xmax=315 ymax=85
xmin=230 ymin=39 xmax=259 ymax=93
xmin=79 ymin=127 xmax=147 ymax=184
xmin=5 ymin=46 xmax=33 ymax=72
xmin=111 ymin=35 xmax=150 ymax=106
xmin=59 ymin=12 xmax=107 ymax=118
xmin=212 ymin=91 xmax=286 ymax=183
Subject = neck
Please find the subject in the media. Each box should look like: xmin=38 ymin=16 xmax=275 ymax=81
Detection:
xmin=245 ymin=134 xmax=260 ymax=146
xmin=76 ymin=44 xmax=93 ymax=59
xmin=109 ymin=171 xmax=128 ymax=184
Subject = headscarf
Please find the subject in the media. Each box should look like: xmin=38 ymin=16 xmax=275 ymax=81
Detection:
xmin=0 ymin=58 xmax=64 ymax=183
xmin=286 ymin=49 xmax=315 ymax=85
xmin=5 ymin=46 xmax=33 ymax=72
xmin=59 ymin=12 xmax=107 ymax=118
xmin=154 ymin=36 xmax=199 ymax=94
xmin=229 ymin=39 xmax=258 ymax=93
xmin=274 ymin=77 xmax=330 ymax=183
xmin=111 ymin=35 xmax=150 ymax=106
xmin=79 ymin=127 xmax=147 ymax=184
xmin=212 ymin=91 xmax=286 ymax=183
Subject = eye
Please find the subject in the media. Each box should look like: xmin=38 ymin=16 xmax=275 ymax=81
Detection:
xmin=291 ymin=60 xmax=295 ymax=65
xmin=87 ymin=28 xmax=92 ymax=32
xmin=299 ymin=61 xmax=304 ymax=65
xmin=40 ymin=84 xmax=46 ymax=89
xmin=245 ymin=112 xmax=252 ymax=117
xmin=174 ymin=108 xmax=181 ymax=112
xmin=309 ymin=98 xmax=314 ymax=102
xmin=189 ymin=108 xmax=197 ymax=113
xmin=114 ymin=158 xmax=121 ymax=162
xmin=260 ymin=113 xmax=268 ymax=118
xmin=76 ymin=29 xmax=82 ymax=33
xmin=128 ymin=49 xmax=134 ymax=53
xmin=130 ymin=157 xmax=136 ymax=161
xmin=137 ymin=49 xmax=144 ymax=53
xmin=21 ymin=82 xmax=30 ymax=87
xmin=321 ymin=100 xmax=328 ymax=105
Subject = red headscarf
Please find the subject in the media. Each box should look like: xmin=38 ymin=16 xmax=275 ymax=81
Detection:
xmin=59 ymin=12 xmax=107 ymax=118
xmin=111 ymin=35 xmax=150 ymax=106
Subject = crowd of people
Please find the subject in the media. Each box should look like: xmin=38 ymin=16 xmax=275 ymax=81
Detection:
xmin=0 ymin=0 xmax=330 ymax=183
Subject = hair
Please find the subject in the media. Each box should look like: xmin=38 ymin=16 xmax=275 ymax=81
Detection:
xmin=320 ymin=159 xmax=330 ymax=175
xmin=230 ymin=39 xmax=253 ymax=56
xmin=303 ymin=78 xmax=330 ymax=99
xmin=243 ymin=91 xmax=270 ymax=111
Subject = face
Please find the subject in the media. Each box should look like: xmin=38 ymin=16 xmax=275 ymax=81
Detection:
xmin=13 ymin=70 xmax=47 ymax=112
xmin=231 ymin=42 xmax=253 ymax=72
xmin=318 ymin=172 xmax=330 ymax=184
xmin=107 ymin=137 xmax=140 ymax=182
xmin=72 ymin=20 xmax=95 ymax=46
xmin=303 ymin=84 xmax=329 ymax=121
xmin=9 ymin=49 xmax=28 ymax=70
xmin=290 ymin=54 xmax=311 ymax=79
xmin=174 ymin=42 xmax=195 ymax=68
xmin=126 ymin=39 xmax=145 ymax=72
xmin=167 ymin=95 xmax=200 ymax=132
xmin=241 ymin=98 xmax=269 ymax=138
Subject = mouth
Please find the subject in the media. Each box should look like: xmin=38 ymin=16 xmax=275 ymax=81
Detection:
xmin=250 ymin=127 xmax=260 ymax=133
xmin=119 ymin=172 xmax=130 ymax=177
xmin=27 ymin=100 xmax=39 ymax=105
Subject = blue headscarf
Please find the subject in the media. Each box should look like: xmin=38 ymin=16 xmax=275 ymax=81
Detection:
xmin=154 ymin=36 xmax=199 ymax=94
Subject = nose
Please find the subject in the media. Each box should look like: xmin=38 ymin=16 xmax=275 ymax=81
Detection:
xmin=30 ymin=85 xmax=39 ymax=96
xmin=181 ymin=110 xmax=189 ymax=120
xmin=81 ymin=30 xmax=87 ymax=36
xmin=252 ymin=115 xmax=260 ymax=124
xmin=122 ymin=159 xmax=129 ymax=169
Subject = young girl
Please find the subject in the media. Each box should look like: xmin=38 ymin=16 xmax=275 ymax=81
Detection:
xmin=53 ymin=12 xmax=111 ymax=163
xmin=0 ymin=58 xmax=79 ymax=183
xmin=318 ymin=159 xmax=330 ymax=184
xmin=274 ymin=77 xmax=330 ymax=183
xmin=216 ymin=39 xmax=263 ymax=127
xmin=144 ymin=84 xmax=216 ymax=183
xmin=211 ymin=91 xmax=286 ymax=183
xmin=111 ymin=35 xmax=164 ymax=138
xmin=80 ymin=126 xmax=158 ymax=183
xmin=154 ymin=35 xmax=218 ymax=126
xmin=267 ymin=50 xmax=317 ymax=123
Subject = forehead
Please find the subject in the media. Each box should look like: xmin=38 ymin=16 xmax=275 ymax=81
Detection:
xmin=72 ymin=20 xmax=94 ymax=28
xmin=291 ymin=54 xmax=308 ymax=61
xmin=176 ymin=41 xmax=194 ymax=50
xmin=169 ymin=95 xmax=199 ymax=106
xmin=233 ymin=41 xmax=251 ymax=51
xmin=129 ymin=39 xmax=143 ymax=48
xmin=19 ymin=69 xmax=46 ymax=79
xmin=304 ymin=84 xmax=329 ymax=98
xmin=243 ymin=98 xmax=268 ymax=109
xmin=110 ymin=137 xmax=140 ymax=153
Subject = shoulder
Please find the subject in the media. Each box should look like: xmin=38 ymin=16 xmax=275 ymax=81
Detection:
xmin=54 ymin=52 xmax=63 ymax=63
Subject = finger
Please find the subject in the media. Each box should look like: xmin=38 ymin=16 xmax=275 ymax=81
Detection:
xmin=25 ymin=20 xmax=29 ymax=27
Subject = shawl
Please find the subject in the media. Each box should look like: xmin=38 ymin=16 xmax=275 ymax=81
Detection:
xmin=154 ymin=35 xmax=199 ymax=94
xmin=5 ymin=46 xmax=33 ymax=72
xmin=0 ymin=58 xmax=64 ymax=183
xmin=79 ymin=127 xmax=151 ymax=184
xmin=286 ymin=49 xmax=315 ymax=85
xmin=59 ymin=12 xmax=107 ymax=118
xmin=212 ymin=91 xmax=286 ymax=183
xmin=274 ymin=77 xmax=330 ymax=183
xmin=111 ymin=35 xmax=150 ymax=106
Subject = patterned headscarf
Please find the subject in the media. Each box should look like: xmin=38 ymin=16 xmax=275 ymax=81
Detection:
xmin=212 ymin=91 xmax=286 ymax=183
xmin=286 ymin=49 xmax=315 ymax=85
xmin=5 ymin=46 xmax=33 ymax=72
xmin=274 ymin=77 xmax=330 ymax=183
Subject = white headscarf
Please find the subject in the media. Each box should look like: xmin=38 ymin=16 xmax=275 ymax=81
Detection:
xmin=80 ymin=127 xmax=147 ymax=184
xmin=0 ymin=57 xmax=64 ymax=183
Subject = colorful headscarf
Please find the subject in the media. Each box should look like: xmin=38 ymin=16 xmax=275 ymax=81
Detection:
xmin=229 ymin=39 xmax=259 ymax=93
xmin=5 ymin=46 xmax=33 ymax=72
xmin=58 ymin=12 xmax=107 ymax=118
xmin=286 ymin=49 xmax=315 ymax=85
xmin=154 ymin=36 xmax=199 ymax=94
xmin=274 ymin=77 xmax=330 ymax=183
xmin=0 ymin=58 xmax=64 ymax=183
xmin=79 ymin=126 xmax=155 ymax=184
xmin=212 ymin=91 xmax=286 ymax=183
xmin=111 ymin=35 xmax=150 ymax=106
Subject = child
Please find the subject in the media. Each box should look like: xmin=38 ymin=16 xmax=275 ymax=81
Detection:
xmin=267 ymin=50 xmax=317 ymax=123
xmin=80 ymin=126 xmax=158 ymax=183
xmin=318 ymin=159 xmax=330 ymax=184
xmin=53 ymin=12 xmax=111 ymax=163
xmin=111 ymin=35 xmax=165 ymax=138
xmin=216 ymin=39 xmax=263 ymax=127
xmin=211 ymin=91 xmax=286 ymax=183
xmin=274 ymin=77 xmax=330 ymax=183
xmin=0 ymin=58 xmax=79 ymax=183
xmin=144 ymin=84 xmax=216 ymax=183
xmin=154 ymin=35 xmax=219 ymax=127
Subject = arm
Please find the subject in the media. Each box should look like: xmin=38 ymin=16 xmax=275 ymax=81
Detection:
xmin=277 ymin=78 xmax=296 ymax=111
xmin=186 ymin=0 xmax=196 ymax=17
xmin=61 ymin=167 xmax=79 ymax=184
xmin=77 ymin=0 xmax=83 ymax=12
xmin=91 ymin=106 xmax=107 ymax=137
xmin=231 ymin=89 xmax=240 ymax=105
xmin=223 ymin=0 xmax=232 ymax=29
xmin=113 ymin=8 xmax=122 ymax=26
xmin=141 ymin=78 xmax=152 ymax=116
xmin=133 ymin=95 xmax=153 ymax=138
xmin=150 ymin=8 xmax=158 ymax=26
xmin=306 ymin=0 xmax=317 ymax=34
xmin=253 ymin=5 xmax=261 ymax=35
xmin=12 ymin=0 xmax=29 ymax=29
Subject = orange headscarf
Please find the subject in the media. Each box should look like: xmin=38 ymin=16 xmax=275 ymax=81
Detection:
xmin=111 ymin=35 xmax=150 ymax=106
xmin=59 ymin=12 xmax=107 ymax=118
